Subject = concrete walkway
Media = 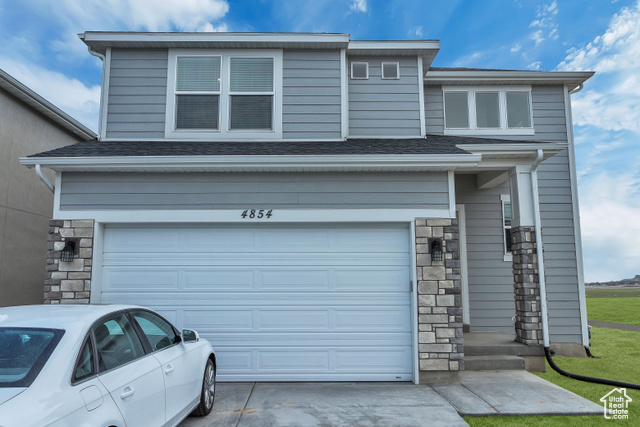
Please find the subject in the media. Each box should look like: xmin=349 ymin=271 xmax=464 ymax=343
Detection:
xmin=589 ymin=320 xmax=640 ymax=332
xmin=180 ymin=372 xmax=603 ymax=426
xmin=433 ymin=371 xmax=603 ymax=416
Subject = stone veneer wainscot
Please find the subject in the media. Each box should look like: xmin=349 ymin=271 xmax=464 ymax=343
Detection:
xmin=44 ymin=220 xmax=94 ymax=304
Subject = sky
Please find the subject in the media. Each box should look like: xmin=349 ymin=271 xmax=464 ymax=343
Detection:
xmin=0 ymin=0 xmax=638 ymax=282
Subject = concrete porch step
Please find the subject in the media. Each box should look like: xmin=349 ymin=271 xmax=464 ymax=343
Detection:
xmin=464 ymin=332 xmax=544 ymax=357
xmin=464 ymin=355 xmax=525 ymax=371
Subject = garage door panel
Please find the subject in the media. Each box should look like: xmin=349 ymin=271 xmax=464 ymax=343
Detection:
xmin=101 ymin=224 xmax=412 ymax=381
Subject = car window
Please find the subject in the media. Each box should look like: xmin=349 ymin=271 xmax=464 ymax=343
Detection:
xmin=73 ymin=338 xmax=94 ymax=382
xmin=132 ymin=310 xmax=179 ymax=352
xmin=0 ymin=328 xmax=64 ymax=388
xmin=93 ymin=313 xmax=145 ymax=372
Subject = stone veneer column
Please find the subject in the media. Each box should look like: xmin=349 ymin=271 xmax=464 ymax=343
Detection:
xmin=44 ymin=220 xmax=94 ymax=304
xmin=416 ymin=218 xmax=463 ymax=383
xmin=511 ymin=226 xmax=543 ymax=345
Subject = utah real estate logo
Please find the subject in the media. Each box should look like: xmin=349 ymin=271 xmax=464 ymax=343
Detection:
xmin=601 ymin=388 xmax=632 ymax=420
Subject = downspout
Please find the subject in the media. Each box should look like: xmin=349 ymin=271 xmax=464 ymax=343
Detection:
xmin=87 ymin=46 xmax=106 ymax=138
xmin=35 ymin=164 xmax=54 ymax=193
xmin=529 ymin=149 xmax=548 ymax=347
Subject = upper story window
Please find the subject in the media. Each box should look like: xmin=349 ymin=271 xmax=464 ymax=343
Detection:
xmin=351 ymin=62 xmax=369 ymax=80
xmin=166 ymin=49 xmax=283 ymax=139
xmin=443 ymin=86 xmax=534 ymax=136
xmin=381 ymin=62 xmax=400 ymax=80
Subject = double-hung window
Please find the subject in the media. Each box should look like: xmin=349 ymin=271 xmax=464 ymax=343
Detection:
xmin=166 ymin=50 xmax=282 ymax=139
xmin=443 ymin=86 xmax=533 ymax=136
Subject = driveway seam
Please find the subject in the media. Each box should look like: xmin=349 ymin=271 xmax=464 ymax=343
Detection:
xmin=235 ymin=382 xmax=256 ymax=427
xmin=460 ymin=383 xmax=500 ymax=415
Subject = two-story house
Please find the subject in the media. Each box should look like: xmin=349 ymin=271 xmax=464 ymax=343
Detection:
xmin=21 ymin=32 xmax=593 ymax=384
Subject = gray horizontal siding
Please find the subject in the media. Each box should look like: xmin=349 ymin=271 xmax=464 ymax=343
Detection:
xmin=455 ymin=151 xmax=583 ymax=343
xmin=455 ymin=174 xmax=515 ymax=334
xmin=424 ymin=85 xmax=568 ymax=143
xmin=60 ymin=172 xmax=449 ymax=211
xmin=349 ymin=57 xmax=421 ymax=137
xmin=538 ymin=150 xmax=582 ymax=343
xmin=106 ymin=49 xmax=168 ymax=139
xmin=283 ymin=50 xmax=342 ymax=139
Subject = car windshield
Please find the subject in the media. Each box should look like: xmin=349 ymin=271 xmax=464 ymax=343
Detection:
xmin=0 ymin=328 xmax=65 ymax=387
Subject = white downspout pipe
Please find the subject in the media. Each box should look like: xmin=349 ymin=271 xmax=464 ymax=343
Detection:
xmin=87 ymin=46 xmax=106 ymax=138
xmin=530 ymin=149 xmax=550 ymax=347
xmin=35 ymin=164 xmax=54 ymax=193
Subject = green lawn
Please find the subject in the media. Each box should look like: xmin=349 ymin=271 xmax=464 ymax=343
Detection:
xmin=587 ymin=297 xmax=640 ymax=326
xmin=465 ymin=327 xmax=640 ymax=426
xmin=585 ymin=287 xmax=640 ymax=299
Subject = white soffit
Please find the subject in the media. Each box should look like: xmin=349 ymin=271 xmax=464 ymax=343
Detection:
xmin=424 ymin=70 xmax=594 ymax=92
xmin=348 ymin=40 xmax=440 ymax=68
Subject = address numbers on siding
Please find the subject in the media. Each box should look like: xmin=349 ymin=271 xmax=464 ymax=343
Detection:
xmin=241 ymin=209 xmax=273 ymax=219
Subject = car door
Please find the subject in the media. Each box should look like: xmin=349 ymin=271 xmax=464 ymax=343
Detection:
xmin=93 ymin=312 xmax=165 ymax=427
xmin=130 ymin=310 xmax=202 ymax=424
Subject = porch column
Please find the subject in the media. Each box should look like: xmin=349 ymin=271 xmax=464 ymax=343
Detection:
xmin=509 ymin=166 xmax=543 ymax=345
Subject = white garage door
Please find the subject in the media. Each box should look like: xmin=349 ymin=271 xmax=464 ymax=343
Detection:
xmin=100 ymin=224 xmax=413 ymax=381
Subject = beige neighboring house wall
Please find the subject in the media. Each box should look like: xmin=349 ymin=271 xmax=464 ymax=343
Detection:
xmin=0 ymin=69 xmax=95 ymax=306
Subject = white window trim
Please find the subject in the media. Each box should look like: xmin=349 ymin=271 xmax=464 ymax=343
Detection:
xmin=501 ymin=194 xmax=513 ymax=262
xmin=443 ymin=86 xmax=534 ymax=136
xmin=350 ymin=62 xmax=369 ymax=80
xmin=381 ymin=62 xmax=400 ymax=80
xmin=165 ymin=49 xmax=283 ymax=140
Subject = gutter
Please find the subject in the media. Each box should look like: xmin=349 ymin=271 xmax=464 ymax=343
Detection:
xmin=20 ymin=154 xmax=482 ymax=172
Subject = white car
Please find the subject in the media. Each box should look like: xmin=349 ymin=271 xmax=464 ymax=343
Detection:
xmin=0 ymin=304 xmax=216 ymax=427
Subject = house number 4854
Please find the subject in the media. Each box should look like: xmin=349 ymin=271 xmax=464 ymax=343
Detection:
xmin=241 ymin=209 xmax=273 ymax=219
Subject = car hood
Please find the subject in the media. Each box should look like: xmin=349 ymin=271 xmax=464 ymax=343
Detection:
xmin=0 ymin=388 xmax=27 ymax=405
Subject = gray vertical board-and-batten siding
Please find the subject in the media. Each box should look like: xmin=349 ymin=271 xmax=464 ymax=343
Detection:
xmin=349 ymin=56 xmax=422 ymax=137
xmin=59 ymin=172 xmax=450 ymax=211
xmin=106 ymin=49 xmax=168 ymax=139
xmin=282 ymin=50 xmax=342 ymax=139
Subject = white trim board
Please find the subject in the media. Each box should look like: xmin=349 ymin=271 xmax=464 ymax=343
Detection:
xmin=54 ymin=208 xmax=454 ymax=223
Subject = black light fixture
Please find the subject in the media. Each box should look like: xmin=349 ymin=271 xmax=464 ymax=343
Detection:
xmin=430 ymin=239 xmax=443 ymax=262
xmin=60 ymin=240 xmax=76 ymax=262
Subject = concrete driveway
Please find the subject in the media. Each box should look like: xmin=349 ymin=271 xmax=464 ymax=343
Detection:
xmin=180 ymin=371 xmax=603 ymax=426
xmin=180 ymin=382 xmax=467 ymax=427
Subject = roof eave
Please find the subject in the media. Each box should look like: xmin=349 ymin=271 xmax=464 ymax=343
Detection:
xmin=424 ymin=70 xmax=594 ymax=91
xmin=20 ymin=153 xmax=481 ymax=172
xmin=0 ymin=68 xmax=97 ymax=141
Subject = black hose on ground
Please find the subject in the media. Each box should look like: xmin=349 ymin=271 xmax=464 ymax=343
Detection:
xmin=544 ymin=347 xmax=640 ymax=390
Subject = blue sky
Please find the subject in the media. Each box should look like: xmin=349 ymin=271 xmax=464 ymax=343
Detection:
xmin=0 ymin=0 xmax=638 ymax=282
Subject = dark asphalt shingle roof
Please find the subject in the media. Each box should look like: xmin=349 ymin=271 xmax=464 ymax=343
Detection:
xmin=28 ymin=135 xmax=531 ymax=159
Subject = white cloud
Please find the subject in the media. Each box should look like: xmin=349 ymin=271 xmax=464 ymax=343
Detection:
xmin=528 ymin=1 xmax=559 ymax=46
xmin=558 ymin=1 xmax=640 ymax=133
xmin=579 ymin=171 xmax=640 ymax=282
xmin=409 ymin=26 xmax=423 ymax=38
xmin=527 ymin=61 xmax=542 ymax=70
xmin=349 ymin=0 xmax=367 ymax=13
xmin=510 ymin=44 xmax=521 ymax=53
xmin=0 ymin=56 xmax=100 ymax=131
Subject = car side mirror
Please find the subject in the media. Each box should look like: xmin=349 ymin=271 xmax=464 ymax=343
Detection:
xmin=182 ymin=329 xmax=200 ymax=343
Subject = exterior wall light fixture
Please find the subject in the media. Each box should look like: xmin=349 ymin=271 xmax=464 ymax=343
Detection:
xmin=430 ymin=239 xmax=443 ymax=262
xmin=60 ymin=240 xmax=76 ymax=262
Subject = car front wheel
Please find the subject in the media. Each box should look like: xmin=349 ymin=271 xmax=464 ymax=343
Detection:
xmin=192 ymin=358 xmax=215 ymax=416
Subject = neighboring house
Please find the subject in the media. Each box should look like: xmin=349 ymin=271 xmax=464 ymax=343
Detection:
xmin=0 ymin=68 xmax=95 ymax=306
xmin=21 ymin=32 xmax=593 ymax=384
